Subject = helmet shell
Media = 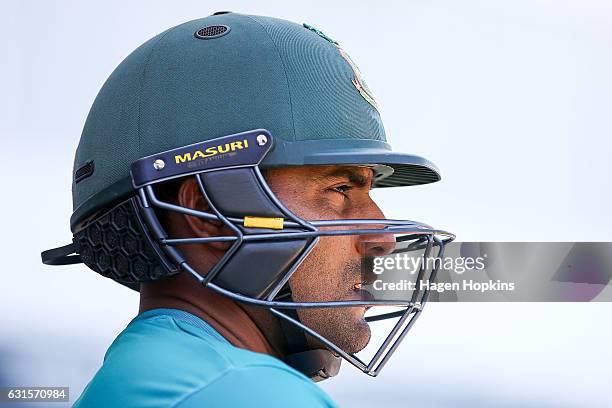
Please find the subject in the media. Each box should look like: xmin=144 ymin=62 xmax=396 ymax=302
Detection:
xmin=71 ymin=13 xmax=439 ymax=231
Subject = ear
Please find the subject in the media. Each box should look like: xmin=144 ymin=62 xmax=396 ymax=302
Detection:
xmin=177 ymin=177 xmax=232 ymax=251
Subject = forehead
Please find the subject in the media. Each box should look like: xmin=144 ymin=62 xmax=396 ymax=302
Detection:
xmin=264 ymin=165 xmax=374 ymax=184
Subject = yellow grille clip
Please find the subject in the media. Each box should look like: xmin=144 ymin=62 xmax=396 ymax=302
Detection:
xmin=243 ymin=216 xmax=284 ymax=230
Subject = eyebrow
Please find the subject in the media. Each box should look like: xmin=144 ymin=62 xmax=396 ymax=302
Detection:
xmin=315 ymin=167 xmax=372 ymax=188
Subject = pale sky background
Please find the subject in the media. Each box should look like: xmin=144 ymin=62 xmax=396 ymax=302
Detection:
xmin=1 ymin=1 xmax=611 ymax=407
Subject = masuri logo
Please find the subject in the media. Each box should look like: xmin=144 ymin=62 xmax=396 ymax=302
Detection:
xmin=175 ymin=139 xmax=250 ymax=164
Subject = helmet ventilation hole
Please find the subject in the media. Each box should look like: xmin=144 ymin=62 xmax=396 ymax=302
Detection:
xmin=194 ymin=25 xmax=230 ymax=40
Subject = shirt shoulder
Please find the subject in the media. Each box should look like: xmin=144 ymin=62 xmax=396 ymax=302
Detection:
xmin=173 ymin=364 xmax=338 ymax=408
xmin=73 ymin=309 xmax=336 ymax=408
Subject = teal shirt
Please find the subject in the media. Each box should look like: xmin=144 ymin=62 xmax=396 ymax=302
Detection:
xmin=73 ymin=308 xmax=337 ymax=407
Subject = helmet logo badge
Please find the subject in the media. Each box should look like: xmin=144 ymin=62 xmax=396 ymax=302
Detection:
xmin=303 ymin=23 xmax=379 ymax=112
xmin=338 ymin=48 xmax=379 ymax=112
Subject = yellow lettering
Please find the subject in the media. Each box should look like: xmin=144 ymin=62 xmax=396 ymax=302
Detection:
xmin=204 ymin=147 xmax=218 ymax=157
xmin=175 ymin=153 xmax=192 ymax=163
xmin=175 ymin=138 xmax=251 ymax=164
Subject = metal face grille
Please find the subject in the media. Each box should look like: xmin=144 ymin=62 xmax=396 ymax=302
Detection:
xmin=194 ymin=25 xmax=230 ymax=39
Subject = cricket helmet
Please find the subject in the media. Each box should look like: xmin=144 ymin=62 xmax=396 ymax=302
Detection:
xmin=42 ymin=12 xmax=454 ymax=380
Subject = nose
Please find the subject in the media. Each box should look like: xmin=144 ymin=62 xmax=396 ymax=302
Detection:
xmin=356 ymin=199 xmax=396 ymax=258
xmin=361 ymin=239 xmax=395 ymax=257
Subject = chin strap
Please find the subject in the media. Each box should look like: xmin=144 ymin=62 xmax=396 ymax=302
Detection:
xmin=41 ymin=241 xmax=82 ymax=265
xmin=275 ymin=290 xmax=342 ymax=382
xmin=284 ymin=347 xmax=342 ymax=382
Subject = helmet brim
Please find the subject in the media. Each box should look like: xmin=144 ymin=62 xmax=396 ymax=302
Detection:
xmin=262 ymin=138 xmax=441 ymax=187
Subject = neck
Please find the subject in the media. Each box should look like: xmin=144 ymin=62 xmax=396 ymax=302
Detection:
xmin=139 ymin=272 xmax=285 ymax=357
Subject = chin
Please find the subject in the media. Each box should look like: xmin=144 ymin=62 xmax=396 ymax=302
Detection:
xmin=329 ymin=312 xmax=372 ymax=354
xmin=301 ymin=308 xmax=372 ymax=354
xmin=348 ymin=315 xmax=372 ymax=353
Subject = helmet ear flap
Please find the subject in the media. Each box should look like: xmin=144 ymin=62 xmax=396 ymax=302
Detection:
xmin=198 ymin=168 xmax=286 ymax=219
xmin=211 ymin=238 xmax=314 ymax=298
xmin=74 ymin=197 xmax=182 ymax=290
xmin=196 ymin=167 xmax=318 ymax=298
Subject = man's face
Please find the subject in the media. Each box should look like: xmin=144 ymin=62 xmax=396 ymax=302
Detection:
xmin=264 ymin=165 xmax=395 ymax=354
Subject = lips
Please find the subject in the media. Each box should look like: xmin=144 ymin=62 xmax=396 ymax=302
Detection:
xmin=351 ymin=284 xmax=376 ymax=303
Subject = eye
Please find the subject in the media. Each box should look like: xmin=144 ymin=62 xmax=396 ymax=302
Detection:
xmin=329 ymin=184 xmax=353 ymax=197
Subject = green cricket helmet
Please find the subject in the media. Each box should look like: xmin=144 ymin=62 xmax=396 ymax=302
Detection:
xmin=42 ymin=12 xmax=454 ymax=380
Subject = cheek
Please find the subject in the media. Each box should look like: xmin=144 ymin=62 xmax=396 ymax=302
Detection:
xmin=290 ymin=236 xmax=355 ymax=300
